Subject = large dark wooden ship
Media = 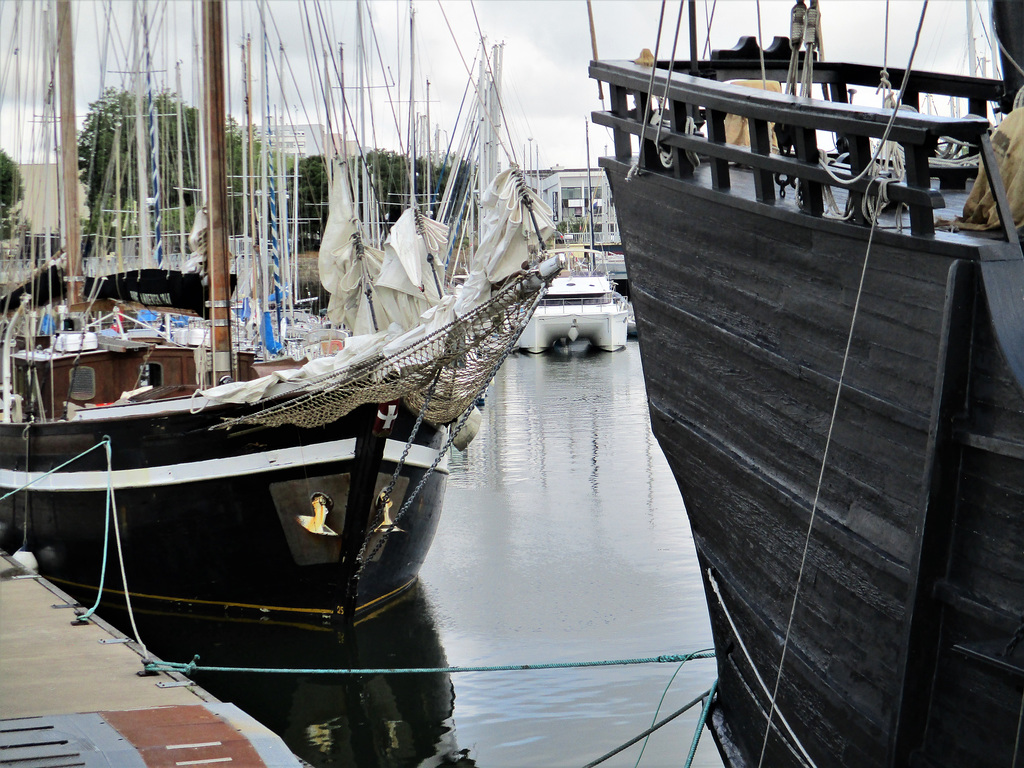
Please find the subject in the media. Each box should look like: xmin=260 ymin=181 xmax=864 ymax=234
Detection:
xmin=591 ymin=3 xmax=1024 ymax=766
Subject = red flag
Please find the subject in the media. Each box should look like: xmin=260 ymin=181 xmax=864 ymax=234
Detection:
xmin=373 ymin=399 xmax=401 ymax=437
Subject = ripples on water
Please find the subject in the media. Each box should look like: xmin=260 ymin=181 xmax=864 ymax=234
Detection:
xmin=122 ymin=340 xmax=722 ymax=768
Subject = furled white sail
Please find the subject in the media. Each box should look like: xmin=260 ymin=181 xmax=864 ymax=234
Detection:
xmin=373 ymin=208 xmax=448 ymax=331
xmin=319 ymin=161 xmax=451 ymax=335
xmin=202 ymin=165 xmax=554 ymax=408
xmin=318 ymin=161 xmax=385 ymax=336
xmin=455 ymin=168 xmax=556 ymax=314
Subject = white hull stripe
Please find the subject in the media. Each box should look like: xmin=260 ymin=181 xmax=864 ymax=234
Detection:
xmin=0 ymin=438 xmax=447 ymax=493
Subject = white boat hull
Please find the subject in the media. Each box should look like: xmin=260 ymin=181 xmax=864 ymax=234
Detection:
xmin=517 ymin=306 xmax=628 ymax=353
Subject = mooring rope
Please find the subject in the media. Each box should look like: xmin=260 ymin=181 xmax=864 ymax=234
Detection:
xmin=708 ymin=571 xmax=817 ymax=768
xmin=581 ymin=684 xmax=715 ymax=768
xmin=0 ymin=436 xmax=110 ymax=502
xmin=684 ymin=678 xmax=718 ymax=767
xmin=3 ymin=435 xmax=146 ymax=653
xmin=145 ymin=649 xmax=715 ymax=677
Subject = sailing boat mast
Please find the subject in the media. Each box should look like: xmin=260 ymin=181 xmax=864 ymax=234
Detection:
xmin=202 ymin=1 xmax=234 ymax=383
xmin=57 ymin=0 xmax=81 ymax=307
xmin=409 ymin=5 xmax=417 ymax=211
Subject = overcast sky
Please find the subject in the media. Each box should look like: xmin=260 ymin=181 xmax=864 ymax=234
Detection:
xmin=0 ymin=1 xmax=992 ymax=171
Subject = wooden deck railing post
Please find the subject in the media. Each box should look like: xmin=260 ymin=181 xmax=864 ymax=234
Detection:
xmin=795 ymin=127 xmax=824 ymax=216
xmin=903 ymin=141 xmax=935 ymax=236
xmin=704 ymin=108 xmax=731 ymax=191
xmin=609 ymin=84 xmax=632 ymax=161
xmin=749 ymin=117 xmax=776 ymax=203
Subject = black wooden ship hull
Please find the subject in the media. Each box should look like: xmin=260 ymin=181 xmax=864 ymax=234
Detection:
xmin=0 ymin=389 xmax=447 ymax=622
xmin=592 ymin=15 xmax=1024 ymax=768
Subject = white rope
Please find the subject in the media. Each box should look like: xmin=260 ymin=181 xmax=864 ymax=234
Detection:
xmin=684 ymin=116 xmax=701 ymax=169
xmin=707 ymin=570 xmax=818 ymax=768
xmin=104 ymin=439 xmax=146 ymax=658
xmin=757 ymin=6 xmax=930 ymax=767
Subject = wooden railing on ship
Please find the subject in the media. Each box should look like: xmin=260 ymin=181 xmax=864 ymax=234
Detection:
xmin=590 ymin=48 xmax=1008 ymax=238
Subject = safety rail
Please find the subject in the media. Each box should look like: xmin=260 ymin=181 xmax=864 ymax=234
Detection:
xmin=590 ymin=53 xmax=1004 ymax=238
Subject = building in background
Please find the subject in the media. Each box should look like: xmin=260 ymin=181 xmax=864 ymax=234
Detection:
xmin=535 ymin=167 xmax=619 ymax=248
xmin=534 ymin=166 xmax=626 ymax=290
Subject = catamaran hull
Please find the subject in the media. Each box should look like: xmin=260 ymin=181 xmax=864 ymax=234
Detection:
xmin=517 ymin=309 xmax=628 ymax=353
xmin=605 ymin=158 xmax=1024 ymax=767
xmin=0 ymin=402 xmax=448 ymax=622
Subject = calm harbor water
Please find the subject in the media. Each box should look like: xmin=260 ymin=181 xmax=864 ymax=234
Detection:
xmin=121 ymin=339 xmax=722 ymax=768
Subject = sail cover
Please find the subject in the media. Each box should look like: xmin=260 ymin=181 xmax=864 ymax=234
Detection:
xmin=455 ymin=168 xmax=556 ymax=314
xmin=318 ymin=161 xmax=386 ymax=335
xmin=203 ymin=164 xmax=556 ymax=411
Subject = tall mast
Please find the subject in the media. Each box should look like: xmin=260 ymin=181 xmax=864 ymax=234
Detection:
xmin=409 ymin=5 xmax=416 ymax=210
xmin=134 ymin=5 xmax=150 ymax=266
xmin=175 ymin=62 xmax=187 ymax=260
xmin=202 ymin=0 xmax=234 ymax=383
xmin=57 ymin=0 xmax=82 ymax=306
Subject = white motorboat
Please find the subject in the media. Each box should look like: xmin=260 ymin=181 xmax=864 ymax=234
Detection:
xmin=517 ymin=272 xmax=628 ymax=353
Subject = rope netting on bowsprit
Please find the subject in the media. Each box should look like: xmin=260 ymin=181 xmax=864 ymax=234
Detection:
xmin=209 ymin=268 xmax=552 ymax=432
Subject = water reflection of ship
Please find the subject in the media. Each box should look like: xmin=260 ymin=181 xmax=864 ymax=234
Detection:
xmin=104 ymin=587 xmax=474 ymax=768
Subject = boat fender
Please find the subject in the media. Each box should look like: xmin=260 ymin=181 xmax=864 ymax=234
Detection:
xmin=453 ymin=406 xmax=482 ymax=452
xmin=12 ymin=548 xmax=38 ymax=573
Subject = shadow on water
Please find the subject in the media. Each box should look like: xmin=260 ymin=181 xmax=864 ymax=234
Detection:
xmin=105 ymin=587 xmax=474 ymax=768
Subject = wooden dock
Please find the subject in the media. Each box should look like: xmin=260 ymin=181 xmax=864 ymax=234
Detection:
xmin=0 ymin=553 xmax=308 ymax=767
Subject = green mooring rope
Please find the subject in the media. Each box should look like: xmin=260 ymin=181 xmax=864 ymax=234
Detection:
xmin=145 ymin=649 xmax=715 ymax=677
xmin=684 ymin=677 xmax=718 ymax=767
xmin=3 ymin=435 xmax=114 ymax=625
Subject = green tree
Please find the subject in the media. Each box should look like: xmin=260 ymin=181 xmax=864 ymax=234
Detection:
xmin=291 ymin=151 xmax=475 ymax=252
xmin=0 ymin=148 xmax=23 ymax=240
xmin=296 ymin=154 xmax=330 ymax=252
xmin=78 ymin=87 xmax=249 ymax=245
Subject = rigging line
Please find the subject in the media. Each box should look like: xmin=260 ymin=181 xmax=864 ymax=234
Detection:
xmin=702 ymin=0 xmax=718 ymax=59
xmin=754 ymin=0 xmax=766 ymax=88
xmin=651 ymin=0 xmax=687 ymax=153
xmin=994 ymin=29 xmax=1024 ymax=80
xmin=434 ymin=3 xmax=516 ymax=177
xmin=757 ymin=7 xmax=931 ymax=767
xmin=298 ymin=2 xmax=330 ymax=156
xmin=628 ymin=0 xmax=668 ymax=180
xmin=631 ymin=657 xmax=689 ymax=768
xmin=433 ymin=64 xmax=477 ymax=210
xmin=818 ymin=5 xmax=930 ymax=190
xmin=365 ymin=4 xmax=407 ymax=157
xmin=265 ymin=16 xmax=329 ymax=161
xmin=468 ymin=0 xmax=518 ymax=166
xmin=581 ymin=688 xmax=714 ymax=768
xmin=883 ymin=0 xmax=890 ymax=71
